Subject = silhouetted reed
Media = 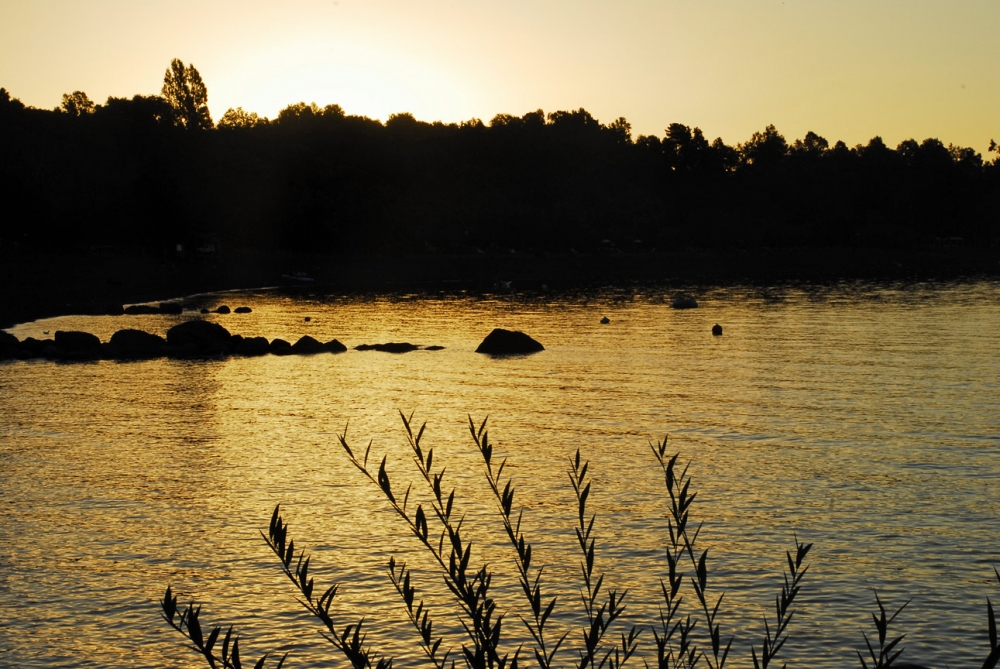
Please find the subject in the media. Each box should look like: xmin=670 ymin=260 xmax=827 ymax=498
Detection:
xmin=160 ymin=414 xmax=1000 ymax=669
xmin=160 ymin=584 xmax=289 ymax=669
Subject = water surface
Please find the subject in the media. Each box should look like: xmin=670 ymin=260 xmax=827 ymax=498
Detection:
xmin=2 ymin=281 xmax=999 ymax=669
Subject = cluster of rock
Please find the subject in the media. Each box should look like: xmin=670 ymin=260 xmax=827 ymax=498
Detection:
xmin=118 ymin=303 xmax=253 ymax=316
xmin=0 ymin=321 xmax=346 ymax=361
xmin=0 ymin=324 xmax=545 ymax=362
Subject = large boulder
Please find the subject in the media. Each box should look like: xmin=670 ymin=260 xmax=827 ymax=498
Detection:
xmin=292 ymin=335 xmax=325 ymax=354
xmin=54 ymin=330 xmax=103 ymax=360
xmin=106 ymin=329 xmax=167 ymax=359
xmin=269 ymin=338 xmax=293 ymax=355
xmin=215 ymin=305 xmax=231 ymax=314
xmin=475 ymin=329 xmax=544 ymax=355
xmin=166 ymin=320 xmax=232 ymax=356
xmin=234 ymin=306 xmax=252 ymax=314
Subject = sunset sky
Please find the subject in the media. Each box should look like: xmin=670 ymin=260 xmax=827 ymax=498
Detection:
xmin=1 ymin=0 xmax=997 ymax=150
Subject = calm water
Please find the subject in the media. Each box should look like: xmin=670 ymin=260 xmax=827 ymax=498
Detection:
xmin=2 ymin=282 xmax=999 ymax=669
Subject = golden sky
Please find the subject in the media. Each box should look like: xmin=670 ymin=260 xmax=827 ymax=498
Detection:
xmin=1 ymin=0 xmax=997 ymax=150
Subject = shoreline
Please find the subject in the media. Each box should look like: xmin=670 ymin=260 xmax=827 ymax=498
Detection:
xmin=3 ymin=246 xmax=998 ymax=330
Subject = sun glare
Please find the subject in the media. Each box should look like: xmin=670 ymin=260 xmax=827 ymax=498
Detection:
xmin=212 ymin=40 xmax=478 ymax=124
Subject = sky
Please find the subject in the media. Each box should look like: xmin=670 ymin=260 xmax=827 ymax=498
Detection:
xmin=1 ymin=0 xmax=997 ymax=151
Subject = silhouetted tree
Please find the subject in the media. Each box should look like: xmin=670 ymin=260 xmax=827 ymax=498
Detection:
xmin=218 ymin=107 xmax=267 ymax=129
xmin=740 ymin=124 xmax=788 ymax=169
xmin=60 ymin=91 xmax=95 ymax=116
xmin=790 ymin=131 xmax=829 ymax=156
xmin=161 ymin=59 xmax=212 ymax=130
xmin=277 ymin=101 xmax=321 ymax=122
xmin=663 ymin=123 xmax=712 ymax=172
xmin=859 ymin=136 xmax=894 ymax=163
xmin=949 ymin=144 xmax=982 ymax=169
xmin=2 ymin=63 xmax=998 ymax=260
xmin=386 ymin=111 xmax=419 ymax=128
xmin=607 ymin=117 xmax=632 ymax=144
xmin=0 ymin=88 xmax=25 ymax=121
xmin=98 ymin=94 xmax=176 ymax=128
xmin=547 ymin=108 xmax=601 ymax=136
xmin=711 ymin=137 xmax=739 ymax=172
xmin=988 ymin=139 xmax=1000 ymax=165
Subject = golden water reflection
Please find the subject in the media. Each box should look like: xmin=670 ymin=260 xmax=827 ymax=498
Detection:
xmin=1 ymin=282 xmax=999 ymax=668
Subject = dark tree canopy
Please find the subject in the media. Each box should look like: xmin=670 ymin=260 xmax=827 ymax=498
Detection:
xmin=161 ymin=59 xmax=212 ymax=130
xmin=0 ymin=68 xmax=998 ymax=258
xmin=218 ymin=107 xmax=267 ymax=129
xmin=60 ymin=91 xmax=95 ymax=116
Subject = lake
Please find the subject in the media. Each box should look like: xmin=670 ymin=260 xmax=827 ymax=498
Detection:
xmin=2 ymin=281 xmax=999 ymax=669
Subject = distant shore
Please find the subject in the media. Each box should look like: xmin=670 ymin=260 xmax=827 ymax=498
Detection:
xmin=2 ymin=246 xmax=998 ymax=330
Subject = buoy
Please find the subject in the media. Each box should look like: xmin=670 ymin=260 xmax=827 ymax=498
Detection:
xmin=712 ymin=324 xmax=723 ymax=336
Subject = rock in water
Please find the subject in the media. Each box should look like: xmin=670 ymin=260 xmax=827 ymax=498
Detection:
xmin=355 ymin=342 xmax=420 ymax=353
xmin=235 ymin=336 xmax=270 ymax=357
xmin=376 ymin=342 xmax=418 ymax=353
xmin=712 ymin=324 xmax=723 ymax=336
xmin=292 ymin=335 xmax=325 ymax=354
xmin=166 ymin=320 xmax=233 ymax=355
xmin=269 ymin=338 xmax=293 ymax=355
xmin=475 ymin=329 xmax=544 ymax=355
xmin=107 ymin=329 xmax=167 ymax=359
xmin=324 ymin=339 xmax=348 ymax=352
xmin=19 ymin=337 xmax=52 ymax=358
xmin=54 ymin=330 xmax=103 ymax=360
xmin=234 ymin=306 xmax=252 ymax=314
xmin=124 ymin=304 xmax=160 ymax=315
xmin=671 ymin=296 xmax=699 ymax=309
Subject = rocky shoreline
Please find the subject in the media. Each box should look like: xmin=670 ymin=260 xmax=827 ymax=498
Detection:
xmin=0 ymin=318 xmax=550 ymax=362
xmin=0 ymin=319 xmax=447 ymax=362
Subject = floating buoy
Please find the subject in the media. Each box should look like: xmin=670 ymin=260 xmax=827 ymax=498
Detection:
xmin=712 ymin=324 xmax=723 ymax=336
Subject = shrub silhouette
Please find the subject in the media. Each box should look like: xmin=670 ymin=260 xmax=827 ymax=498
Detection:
xmin=160 ymin=414 xmax=1000 ymax=669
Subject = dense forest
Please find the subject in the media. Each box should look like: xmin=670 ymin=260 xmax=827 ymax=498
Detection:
xmin=2 ymin=60 xmax=999 ymax=258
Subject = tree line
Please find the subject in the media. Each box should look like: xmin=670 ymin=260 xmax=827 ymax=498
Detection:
xmin=2 ymin=59 xmax=998 ymax=256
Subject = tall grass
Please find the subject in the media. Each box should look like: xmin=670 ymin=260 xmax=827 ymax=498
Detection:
xmin=160 ymin=413 xmax=1000 ymax=669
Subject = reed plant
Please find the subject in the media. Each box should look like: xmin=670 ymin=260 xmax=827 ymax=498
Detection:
xmin=160 ymin=413 xmax=1000 ymax=669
